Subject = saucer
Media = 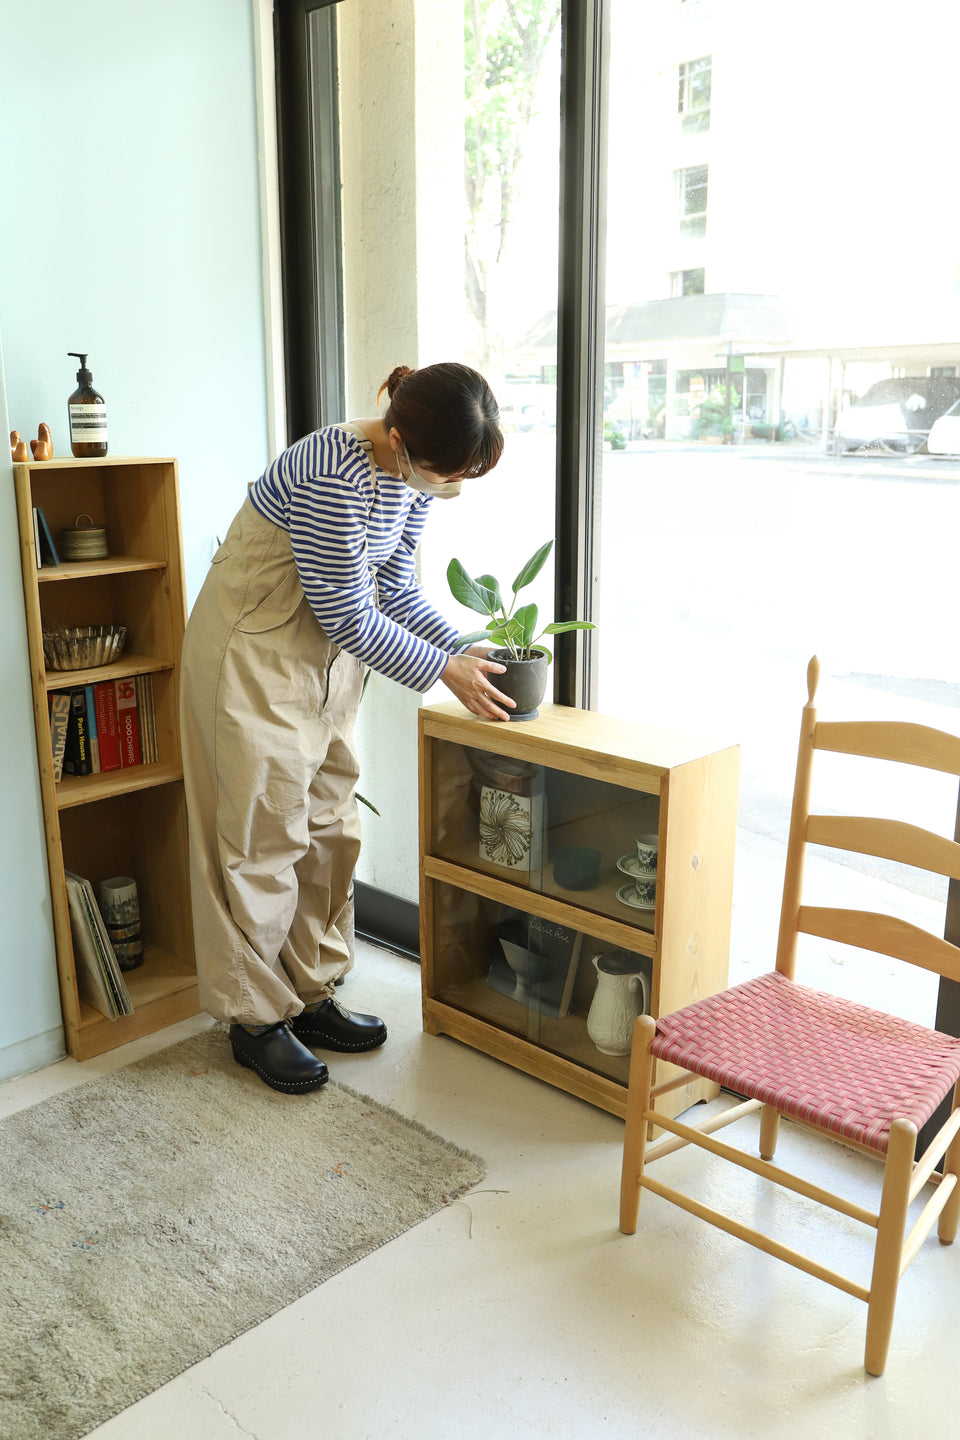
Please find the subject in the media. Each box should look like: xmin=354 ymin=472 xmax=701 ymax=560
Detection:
xmin=616 ymin=883 xmax=655 ymax=910
xmin=617 ymin=854 xmax=657 ymax=880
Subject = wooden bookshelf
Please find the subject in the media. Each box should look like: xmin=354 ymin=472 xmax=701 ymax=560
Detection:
xmin=14 ymin=456 xmax=199 ymax=1060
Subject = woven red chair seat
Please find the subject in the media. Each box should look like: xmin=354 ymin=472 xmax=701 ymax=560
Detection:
xmin=651 ymin=970 xmax=960 ymax=1153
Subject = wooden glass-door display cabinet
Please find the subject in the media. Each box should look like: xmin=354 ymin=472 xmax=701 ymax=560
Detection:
xmin=14 ymin=456 xmax=199 ymax=1060
xmin=419 ymin=702 xmax=739 ymax=1118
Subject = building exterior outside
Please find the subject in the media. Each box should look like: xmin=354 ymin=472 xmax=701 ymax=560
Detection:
xmin=506 ymin=0 xmax=960 ymax=447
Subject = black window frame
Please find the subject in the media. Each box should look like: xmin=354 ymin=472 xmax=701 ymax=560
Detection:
xmin=274 ymin=0 xmax=344 ymax=442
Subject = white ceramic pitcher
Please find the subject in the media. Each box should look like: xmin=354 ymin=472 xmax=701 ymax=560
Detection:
xmin=586 ymin=952 xmax=650 ymax=1055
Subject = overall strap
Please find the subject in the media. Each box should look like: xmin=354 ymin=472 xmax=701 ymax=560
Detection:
xmin=337 ymin=421 xmax=379 ymax=494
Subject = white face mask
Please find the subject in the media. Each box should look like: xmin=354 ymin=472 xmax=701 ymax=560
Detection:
xmin=399 ymin=441 xmax=462 ymax=499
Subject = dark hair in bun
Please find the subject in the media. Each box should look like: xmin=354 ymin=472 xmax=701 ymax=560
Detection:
xmin=378 ymin=362 xmax=503 ymax=479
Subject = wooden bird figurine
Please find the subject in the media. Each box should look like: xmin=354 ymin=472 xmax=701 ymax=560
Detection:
xmin=12 ymin=438 xmax=29 ymax=462
xmin=30 ymin=422 xmax=53 ymax=461
xmin=10 ymin=429 xmax=21 ymax=459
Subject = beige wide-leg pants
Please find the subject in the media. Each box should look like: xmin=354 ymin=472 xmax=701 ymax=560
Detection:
xmin=180 ymin=498 xmax=365 ymax=1025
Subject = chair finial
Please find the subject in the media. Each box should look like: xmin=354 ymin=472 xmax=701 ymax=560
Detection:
xmin=807 ymin=655 xmax=820 ymax=705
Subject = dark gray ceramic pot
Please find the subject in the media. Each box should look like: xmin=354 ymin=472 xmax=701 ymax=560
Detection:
xmin=490 ymin=647 xmax=549 ymax=721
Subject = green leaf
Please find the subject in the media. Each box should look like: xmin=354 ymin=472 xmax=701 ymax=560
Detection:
xmin=447 ymin=558 xmax=497 ymax=617
xmin=541 ymin=620 xmax=597 ymax=635
xmin=475 ymin=573 xmax=503 ymax=610
xmin=514 ymin=602 xmax=538 ymax=649
xmin=511 ymin=540 xmax=553 ymax=595
xmin=454 ymin=630 xmax=496 ymax=648
xmin=492 ymin=616 xmax=524 ymax=659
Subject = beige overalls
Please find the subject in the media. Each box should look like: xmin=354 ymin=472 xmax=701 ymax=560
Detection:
xmin=180 ymin=428 xmax=373 ymax=1025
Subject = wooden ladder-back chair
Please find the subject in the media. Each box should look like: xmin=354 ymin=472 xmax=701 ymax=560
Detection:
xmin=619 ymin=656 xmax=960 ymax=1375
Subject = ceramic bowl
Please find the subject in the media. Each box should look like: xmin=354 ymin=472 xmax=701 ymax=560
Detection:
xmin=552 ymin=845 xmax=601 ymax=890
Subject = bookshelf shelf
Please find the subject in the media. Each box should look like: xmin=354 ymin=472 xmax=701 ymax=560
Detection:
xmin=37 ymin=555 xmax=167 ymax=583
xmin=44 ymin=653 xmax=174 ymax=692
xmin=14 ymin=456 xmax=199 ymax=1061
xmin=55 ymin=763 xmax=184 ymax=811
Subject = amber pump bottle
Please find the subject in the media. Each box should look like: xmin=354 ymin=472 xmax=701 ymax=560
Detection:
xmin=67 ymin=352 xmax=108 ymax=457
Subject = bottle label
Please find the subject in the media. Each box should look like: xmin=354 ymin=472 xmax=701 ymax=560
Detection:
xmin=69 ymin=404 xmax=108 ymax=441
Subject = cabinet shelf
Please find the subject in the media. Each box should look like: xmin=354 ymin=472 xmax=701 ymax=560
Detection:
xmin=14 ymin=456 xmax=198 ymax=1060
xmin=38 ymin=555 xmax=167 ymax=583
xmin=423 ymin=854 xmax=656 ymax=955
xmin=419 ymin=702 xmax=739 ymax=1119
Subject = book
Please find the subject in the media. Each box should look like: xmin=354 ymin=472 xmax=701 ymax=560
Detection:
xmin=144 ymin=674 xmax=158 ymax=763
xmin=93 ymin=680 xmax=121 ymax=772
xmin=64 ymin=873 xmax=115 ymax=1018
xmin=63 ymin=687 xmax=92 ymax=776
xmin=83 ymin=684 xmax=101 ymax=773
xmin=63 ymin=871 xmax=133 ymax=1020
xmin=81 ymin=877 xmax=134 ymax=1017
xmin=115 ymin=677 xmax=141 ymax=767
xmin=48 ymin=691 xmax=72 ymax=783
xmin=35 ymin=506 xmax=60 ymax=566
xmin=32 ymin=507 xmax=42 ymax=569
xmin=135 ymin=673 xmax=158 ymax=763
xmin=135 ymin=676 xmax=149 ymax=763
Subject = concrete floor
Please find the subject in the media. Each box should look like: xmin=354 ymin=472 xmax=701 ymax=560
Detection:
xmin=2 ymin=938 xmax=955 ymax=1440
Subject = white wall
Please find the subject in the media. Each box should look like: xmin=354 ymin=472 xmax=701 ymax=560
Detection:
xmin=0 ymin=345 xmax=63 ymax=1077
xmin=0 ymin=0 xmax=270 ymax=1078
xmin=0 ymin=0 xmax=270 ymax=609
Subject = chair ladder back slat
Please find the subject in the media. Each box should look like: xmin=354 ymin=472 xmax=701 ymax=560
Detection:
xmin=798 ymin=905 xmax=960 ymax=984
xmin=814 ymin=721 xmax=960 ymax=777
xmin=806 ymin=815 xmax=960 ymax=882
xmin=775 ymin=698 xmax=818 ymax=980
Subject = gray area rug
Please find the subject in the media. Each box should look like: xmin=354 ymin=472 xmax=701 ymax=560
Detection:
xmin=1 ymin=1026 xmax=484 ymax=1440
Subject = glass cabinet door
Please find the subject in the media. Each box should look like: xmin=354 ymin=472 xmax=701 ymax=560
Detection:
xmin=430 ymin=882 xmax=652 ymax=1085
xmin=430 ymin=739 xmax=661 ymax=935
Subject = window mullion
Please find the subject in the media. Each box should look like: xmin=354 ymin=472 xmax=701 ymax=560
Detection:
xmin=554 ymin=0 xmax=608 ymax=710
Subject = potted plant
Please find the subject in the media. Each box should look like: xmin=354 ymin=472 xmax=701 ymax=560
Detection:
xmin=446 ymin=539 xmax=596 ymax=720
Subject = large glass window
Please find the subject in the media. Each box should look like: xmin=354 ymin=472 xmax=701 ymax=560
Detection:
xmin=421 ymin=0 xmax=562 ymax=648
xmin=595 ymin=0 xmax=960 ymax=1020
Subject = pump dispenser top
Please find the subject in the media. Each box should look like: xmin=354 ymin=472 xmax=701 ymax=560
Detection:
xmin=67 ymin=351 xmax=108 ymax=458
xmin=69 ymin=353 xmax=93 ymax=385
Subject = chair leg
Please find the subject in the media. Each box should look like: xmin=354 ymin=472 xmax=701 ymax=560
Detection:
xmin=938 ymin=1080 xmax=960 ymax=1245
xmin=759 ymin=1104 xmax=780 ymax=1161
xmin=620 ymin=1014 xmax=657 ymax=1235
xmin=864 ymin=1119 xmax=916 ymax=1376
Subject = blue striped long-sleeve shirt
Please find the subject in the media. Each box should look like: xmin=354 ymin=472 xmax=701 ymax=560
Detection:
xmin=248 ymin=425 xmax=462 ymax=692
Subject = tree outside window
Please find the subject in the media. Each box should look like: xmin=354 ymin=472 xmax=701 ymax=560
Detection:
xmin=464 ymin=0 xmax=561 ymax=372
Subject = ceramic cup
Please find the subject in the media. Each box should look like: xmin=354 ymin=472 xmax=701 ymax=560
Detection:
xmin=633 ymin=872 xmax=657 ymax=906
xmin=635 ymin=833 xmax=659 ymax=873
xmin=97 ymin=875 xmax=143 ymax=970
xmin=552 ymin=845 xmax=601 ymax=891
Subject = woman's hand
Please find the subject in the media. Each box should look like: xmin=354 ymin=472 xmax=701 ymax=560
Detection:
xmin=441 ymin=651 xmax=516 ymax=720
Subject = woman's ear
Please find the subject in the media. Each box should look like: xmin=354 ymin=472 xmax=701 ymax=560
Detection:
xmin=387 ymin=426 xmax=403 ymax=454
